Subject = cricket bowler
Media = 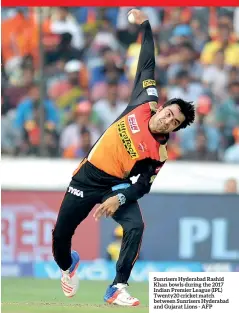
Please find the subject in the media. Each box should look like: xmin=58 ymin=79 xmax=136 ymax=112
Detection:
xmin=52 ymin=9 xmax=195 ymax=306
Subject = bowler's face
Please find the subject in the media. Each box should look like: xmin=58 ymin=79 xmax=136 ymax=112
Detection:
xmin=152 ymin=104 xmax=185 ymax=134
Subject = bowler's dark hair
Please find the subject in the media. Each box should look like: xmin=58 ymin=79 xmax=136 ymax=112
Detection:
xmin=163 ymin=98 xmax=195 ymax=131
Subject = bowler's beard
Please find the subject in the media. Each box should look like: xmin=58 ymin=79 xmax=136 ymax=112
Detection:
xmin=150 ymin=117 xmax=168 ymax=134
xmin=149 ymin=117 xmax=169 ymax=144
xmin=156 ymin=119 xmax=169 ymax=133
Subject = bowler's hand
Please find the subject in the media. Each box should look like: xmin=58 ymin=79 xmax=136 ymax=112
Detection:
xmin=93 ymin=196 xmax=120 ymax=221
xmin=128 ymin=9 xmax=148 ymax=25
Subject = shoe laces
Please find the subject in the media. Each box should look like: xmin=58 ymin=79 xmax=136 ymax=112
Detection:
xmin=118 ymin=284 xmax=134 ymax=300
xmin=62 ymin=270 xmax=70 ymax=283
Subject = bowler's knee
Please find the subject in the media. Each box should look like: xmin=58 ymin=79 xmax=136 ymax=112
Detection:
xmin=125 ymin=221 xmax=144 ymax=238
xmin=52 ymin=222 xmax=72 ymax=246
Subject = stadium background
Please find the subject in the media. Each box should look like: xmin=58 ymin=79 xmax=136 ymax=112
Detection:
xmin=1 ymin=6 xmax=239 ymax=313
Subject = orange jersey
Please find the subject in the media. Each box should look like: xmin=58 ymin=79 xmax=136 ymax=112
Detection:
xmin=87 ymin=103 xmax=167 ymax=179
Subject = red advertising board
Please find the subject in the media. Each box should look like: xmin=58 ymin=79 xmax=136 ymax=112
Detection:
xmin=1 ymin=191 xmax=99 ymax=262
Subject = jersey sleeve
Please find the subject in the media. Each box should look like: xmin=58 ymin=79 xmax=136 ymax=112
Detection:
xmin=128 ymin=20 xmax=158 ymax=107
xmin=119 ymin=162 xmax=165 ymax=203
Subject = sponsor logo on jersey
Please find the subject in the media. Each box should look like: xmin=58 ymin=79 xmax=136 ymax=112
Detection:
xmin=68 ymin=186 xmax=84 ymax=197
xmin=142 ymin=79 xmax=156 ymax=88
xmin=128 ymin=114 xmax=140 ymax=134
xmin=117 ymin=120 xmax=139 ymax=159
xmin=146 ymin=87 xmax=158 ymax=97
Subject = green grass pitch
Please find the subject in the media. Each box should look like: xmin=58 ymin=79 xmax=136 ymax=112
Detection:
xmin=2 ymin=279 xmax=149 ymax=313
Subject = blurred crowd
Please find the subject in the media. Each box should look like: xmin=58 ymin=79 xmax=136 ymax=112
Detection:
xmin=1 ymin=7 xmax=239 ymax=162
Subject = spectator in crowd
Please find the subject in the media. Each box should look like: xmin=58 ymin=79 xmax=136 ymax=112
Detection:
xmin=182 ymin=130 xmax=219 ymax=161
xmin=74 ymin=7 xmax=118 ymax=28
xmin=202 ymin=50 xmax=229 ymax=104
xmin=218 ymin=13 xmax=236 ymax=37
xmin=50 ymin=7 xmax=85 ymax=50
xmin=170 ymin=24 xmax=193 ymax=46
xmin=167 ymin=42 xmax=203 ymax=85
xmin=42 ymin=127 xmax=59 ymax=157
xmin=45 ymin=57 xmax=68 ymax=91
xmin=1 ymin=91 xmax=20 ymax=155
xmin=155 ymin=40 xmax=171 ymax=85
xmin=1 ymin=9 xmax=31 ymax=66
xmin=106 ymin=226 xmax=123 ymax=261
xmin=60 ymin=100 xmax=100 ymax=155
xmin=201 ymin=24 xmax=239 ymax=66
xmin=45 ymin=32 xmax=83 ymax=66
xmin=14 ymin=83 xmax=59 ymax=155
xmin=216 ymin=81 xmax=239 ymax=149
xmin=223 ymin=127 xmax=239 ymax=163
xmin=228 ymin=67 xmax=239 ymax=85
xmin=90 ymin=46 xmax=129 ymax=102
xmin=48 ymin=59 xmax=88 ymax=124
xmin=166 ymin=139 xmax=182 ymax=160
xmin=179 ymin=95 xmax=220 ymax=161
xmin=90 ymin=46 xmax=122 ymax=86
xmin=234 ymin=7 xmax=239 ymax=36
xmin=190 ymin=18 xmax=208 ymax=53
xmin=224 ymin=178 xmax=238 ymax=194
xmin=63 ymin=127 xmax=92 ymax=159
xmin=93 ymin=78 xmax=127 ymax=131
xmin=1 ymin=8 xmax=53 ymax=69
xmin=91 ymin=16 xmax=119 ymax=52
xmin=21 ymin=116 xmax=59 ymax=157
xmin=159 ymin=8 xmax=192 ymax=42
xmin=14 ymin=83 xmax=58 ymax=132
xmin=167 ymin=70 xmax=204 ymax=103
xmin=4 ymin=67 xmax=35 ymax=110
xmin=76 ymin=28 xmax=99 ymax=68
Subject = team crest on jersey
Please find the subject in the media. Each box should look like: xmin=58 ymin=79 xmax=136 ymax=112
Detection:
xmin=142 ymin=79 xmax=156 ymax=88
xmin=138 ymin=142 xmax=148 ymax=152
xmin=128 ymin=114 xmax=140 ymax=134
